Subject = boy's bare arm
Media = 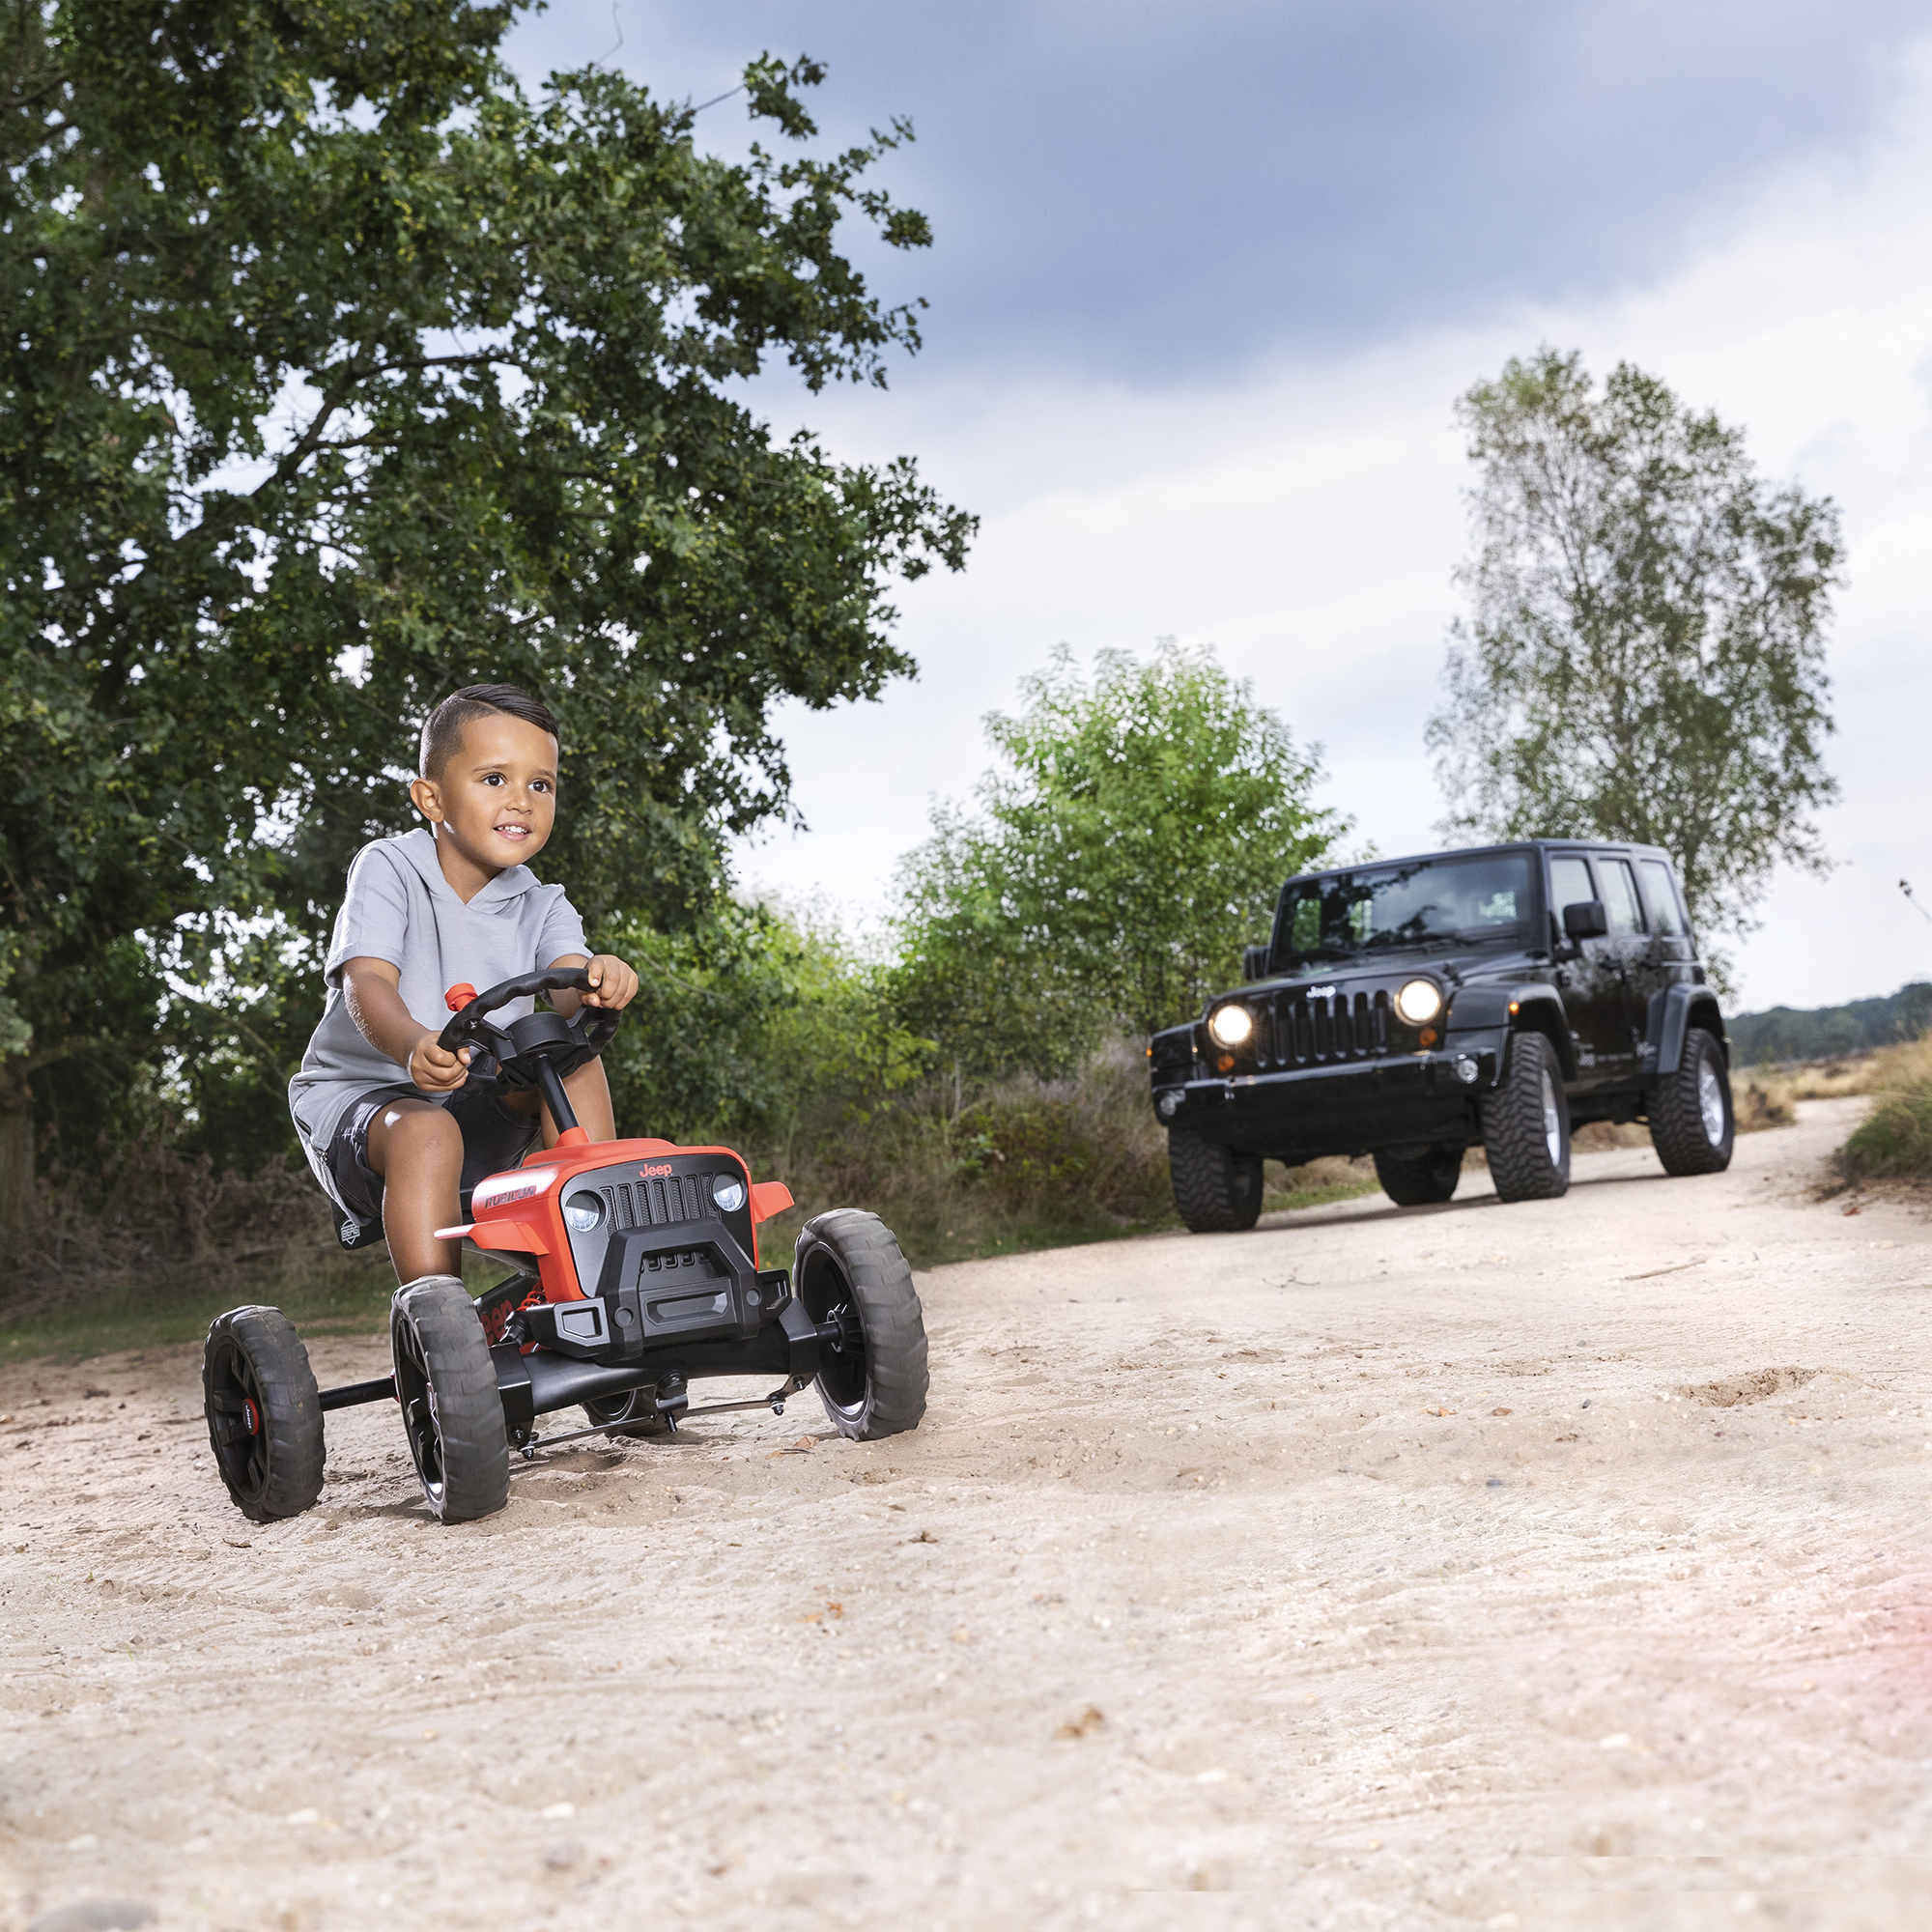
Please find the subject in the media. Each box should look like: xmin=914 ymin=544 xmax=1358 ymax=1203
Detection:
xmin=544 ymin=952 xmax=641 ymax=1017
xmin=340 ymin=957 xmax=469 ymax=1093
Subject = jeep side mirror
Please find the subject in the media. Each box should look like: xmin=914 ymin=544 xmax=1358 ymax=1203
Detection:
xmin=1241 ymin=943 xmax=1270 ymax=982
xmin=1562 ymin=899 xmax=1608 ymax=941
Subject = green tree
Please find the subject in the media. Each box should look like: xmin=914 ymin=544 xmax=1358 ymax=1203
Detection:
xmin=598 ymin=897 xmax=927 ymax=1151
xmin=1426 ymin=349 xmax=1842 ymax=976
xmin=893 ymin=641 xmax=1344 ymax=1071
xmin=1 ymin=1 xmax=972 ymax=1227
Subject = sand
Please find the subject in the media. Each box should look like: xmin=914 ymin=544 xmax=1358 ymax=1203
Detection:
xmin=4 ymin=1096 xmax=1930 ymax=1931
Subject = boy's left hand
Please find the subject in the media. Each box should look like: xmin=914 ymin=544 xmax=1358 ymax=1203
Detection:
xmin=582 ymin=953 xmax=639 ymax=1009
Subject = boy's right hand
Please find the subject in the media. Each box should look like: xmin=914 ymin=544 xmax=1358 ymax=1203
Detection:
xmin=409 ymin=1032 xmax=471 ymax=1094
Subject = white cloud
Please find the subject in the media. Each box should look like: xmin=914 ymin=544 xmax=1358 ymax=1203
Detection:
xmin=735 ymin=45 xmax=1932 ymax=1014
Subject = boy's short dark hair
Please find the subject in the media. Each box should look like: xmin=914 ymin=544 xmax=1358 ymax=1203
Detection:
xmin=419 ymin=684 xmax=560 ymax=782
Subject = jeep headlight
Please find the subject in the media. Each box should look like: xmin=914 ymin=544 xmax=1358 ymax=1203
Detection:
xmin=1395 ymin=979 xmax=1443 ymax=1026
xmin=1208 ymin=1004 xmax=1254 ymax=1048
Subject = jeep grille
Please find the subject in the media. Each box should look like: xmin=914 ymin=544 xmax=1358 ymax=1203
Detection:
xmin=598 ymin=1173 xmax=715 ymax=1232
xmin=1260 ymin=988 xmax=1392 ymax=1068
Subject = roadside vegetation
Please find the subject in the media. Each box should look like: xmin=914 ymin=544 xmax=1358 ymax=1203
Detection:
xmin=1838 ymin=1038 xmax=1932 ymax=1183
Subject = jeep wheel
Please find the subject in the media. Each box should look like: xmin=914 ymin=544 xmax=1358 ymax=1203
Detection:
xmin=795 ymin=1210 xmax=929 ymax=1441
xmin=391 ymin=1275 xmax=510 ymax=1523
xmin=1167 ymin=1128 xmax=1264 ymax=1233
xmin=1483 ymin=1033 xmax=1572 ymax=1202
xmin=1649 ymin=1026 xmax=1734 ymax=1176
xmin=203 ymin=1306 xmax=326 ymax=1522
xmin=1373 ymin=1144 xmax=1463 ymax=1207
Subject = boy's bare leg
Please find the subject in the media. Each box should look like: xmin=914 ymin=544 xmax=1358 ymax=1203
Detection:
xmin=366 ymin=1097 xmax=466 ymax=1283
xmin=502 ymin=1058 xmax=617 ymax=1147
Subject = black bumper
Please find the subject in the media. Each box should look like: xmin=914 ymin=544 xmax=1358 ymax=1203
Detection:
xmin=1152 ymin=1032 xmax=1505 ymax=1160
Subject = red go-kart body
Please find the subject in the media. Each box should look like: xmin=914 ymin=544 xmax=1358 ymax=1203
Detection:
xmin=202 ymin=970 xmax=928 ymax=1525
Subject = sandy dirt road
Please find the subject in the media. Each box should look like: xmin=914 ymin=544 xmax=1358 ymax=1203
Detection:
xmin=4 ymin=1097 xmax=1932 ymax=1932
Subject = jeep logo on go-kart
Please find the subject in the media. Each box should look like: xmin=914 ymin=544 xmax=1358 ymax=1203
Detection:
xmin=639 ymin=1162 xmax=674 ymax=1178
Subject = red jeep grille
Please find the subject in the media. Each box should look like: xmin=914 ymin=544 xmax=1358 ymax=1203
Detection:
xmin=599 ymin=1173 xmax=712 ymax=1231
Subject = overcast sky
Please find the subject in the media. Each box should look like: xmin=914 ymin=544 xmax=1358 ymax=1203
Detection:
xmin=509 ymin=1 xmax=1932 ymax=1012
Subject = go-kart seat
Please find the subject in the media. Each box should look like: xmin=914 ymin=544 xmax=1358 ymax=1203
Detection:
xmin=329 ymin=1185 xmax=475 ymax=1253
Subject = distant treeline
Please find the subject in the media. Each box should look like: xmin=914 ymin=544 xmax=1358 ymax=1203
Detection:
xmin=1729 ymin=982 xmax=1932 ymax=1065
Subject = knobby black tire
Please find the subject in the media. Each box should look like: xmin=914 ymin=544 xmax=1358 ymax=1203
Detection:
xmin=1373 ymin=1144 xmax=1463 ymax=1207
xmin=1649 ymin=1026 xmax=1735 ymax=1177
xmin=390 ymin=1275 xmax=509 ymax=1523
xmin=794 ymin=1210 xmax=928 ymax=1441
xmin=1483 ymin=1032 xmax=1572 ymax=1203
xmin=203 ymin=1306 xmax=327 ymax=1522
xmin=1167 ymin=1128 xmax=1265 ymax=1233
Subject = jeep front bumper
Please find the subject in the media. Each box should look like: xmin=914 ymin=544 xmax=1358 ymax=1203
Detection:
xmin=1152 ymin=1033 xmax=1505 ymax=1159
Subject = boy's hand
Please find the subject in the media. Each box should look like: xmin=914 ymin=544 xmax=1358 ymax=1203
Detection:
xmin=582 ymin=953 xmax=639 ymax=1009
xmin=409 ymin=1031 xmax=471 ymax=1094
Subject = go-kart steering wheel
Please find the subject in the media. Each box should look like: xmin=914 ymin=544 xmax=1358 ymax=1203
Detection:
xmin=437 ymin=968 xmax=621 ymax=1103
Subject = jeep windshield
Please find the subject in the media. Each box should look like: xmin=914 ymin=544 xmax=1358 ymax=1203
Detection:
xmin=1274 ymin=853 xmax=1536 ymax=967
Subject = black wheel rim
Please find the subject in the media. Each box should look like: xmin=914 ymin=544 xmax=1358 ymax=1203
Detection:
xmin=800 ymin=1244 xmax=867 ymax=1417
xmin=393 ymin=1316 xmax=447 ymax=1506
xmin=207 ymin=1338 xmax=270 ymax=1502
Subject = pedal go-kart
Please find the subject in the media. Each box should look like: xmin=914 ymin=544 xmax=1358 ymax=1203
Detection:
xmin=201 ymin=969 xmax=928 ymax=1523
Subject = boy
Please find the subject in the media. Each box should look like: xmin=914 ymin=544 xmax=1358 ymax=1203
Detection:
xmin=289 ymin=684 xmax=639 ymax=1284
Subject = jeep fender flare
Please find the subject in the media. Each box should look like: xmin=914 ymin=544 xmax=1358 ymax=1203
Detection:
xmin=1447 ymin=982 xmax=1577 ymax=1082
xmin=1646 ymin=982 xmax=1727 ymax=1077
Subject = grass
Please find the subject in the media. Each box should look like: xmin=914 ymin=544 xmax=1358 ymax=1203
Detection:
xmin=0 ymin=1244 xmax=395 ymax=1364
xmin=1731 ymin=1051 xmax=1881 ymax=1134
xmin=1838 ymin=1037 xmax=1932 ymax=1181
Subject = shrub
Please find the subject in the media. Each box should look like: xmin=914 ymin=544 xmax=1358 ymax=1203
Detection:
xmin=1839 ymin=1038 xmax=1932 ymax=1180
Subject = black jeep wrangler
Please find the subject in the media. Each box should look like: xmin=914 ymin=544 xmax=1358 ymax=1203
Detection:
xmin=1148 ymin=840 xmax=1733 ymax=1232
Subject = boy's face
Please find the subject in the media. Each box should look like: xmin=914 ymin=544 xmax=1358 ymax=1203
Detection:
xmin=408 ymin=713 xmax=559 ymax=874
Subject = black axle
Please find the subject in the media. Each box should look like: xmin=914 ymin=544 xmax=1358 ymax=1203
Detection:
xmin=320 ymin=1376 xmax=397 ymax=1412
xmin=315 ymin=1301 xmax=844 ymax=1422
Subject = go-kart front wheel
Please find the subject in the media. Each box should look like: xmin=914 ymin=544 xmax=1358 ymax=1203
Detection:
xmin=391 ymin=1276 xmax=509 ymax=1523
xmin=203 ymin=1306 xmax=326 ymax=1522
xmin=794 ymin=1210 xmax=928 ymax=1441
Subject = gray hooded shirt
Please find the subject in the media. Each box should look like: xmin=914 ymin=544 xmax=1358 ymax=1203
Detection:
xmin=287 ymin=829 xmax=589 ymax=1195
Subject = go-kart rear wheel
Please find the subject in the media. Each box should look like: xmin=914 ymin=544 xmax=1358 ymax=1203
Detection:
xmin=390 ymin=1275 xmax=509 ymax=1523
xmin=203 ymin=1306 xmax=326 ymax=1522
xmin=794 ymin=1210 xmax=928 ymax=1441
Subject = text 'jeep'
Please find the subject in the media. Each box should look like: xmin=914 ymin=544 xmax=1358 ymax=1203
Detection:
xmin=1148 ymin=841 xmax=1733 ymax=1231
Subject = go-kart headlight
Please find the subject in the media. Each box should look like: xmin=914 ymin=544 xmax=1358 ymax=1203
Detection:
xmin=563 ymin=1191 xmax=605 ymax=1234
xmin=713 ymin=1177 xmax=747 ymax=1214
xmin=1208 ymin=1003 xmax=1254 ymax=1049
xmin=1395 ymin=979 xmax=1443 ymax=1026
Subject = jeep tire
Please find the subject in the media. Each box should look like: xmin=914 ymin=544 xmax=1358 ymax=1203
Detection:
xmin=1168 ymin=1128 xmax=1265 ymax=1233
xmin=391 ymin=1275 xmax=510 ymax=1523
xmin=1649 ymin=1026 xmax=1734 ymax=1176
xmin=1373 ymin=1144 xmax=1463 ymax=1207
xmin=1483 ymin=1033 xmax=1572 ymax=1202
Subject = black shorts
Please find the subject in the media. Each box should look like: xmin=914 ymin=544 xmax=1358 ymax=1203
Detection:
xmin=325 ymin=1084 xmax=540 ymax=1227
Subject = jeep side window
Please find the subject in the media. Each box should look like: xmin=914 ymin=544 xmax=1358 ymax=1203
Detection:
xmin=1637 ymin=859 xmax=1688 ymax=937
xmin=1548 ymin=856 xmax=1594 ymax=935
xmin=1599 ymin=858 xmax=1645 ymax=937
